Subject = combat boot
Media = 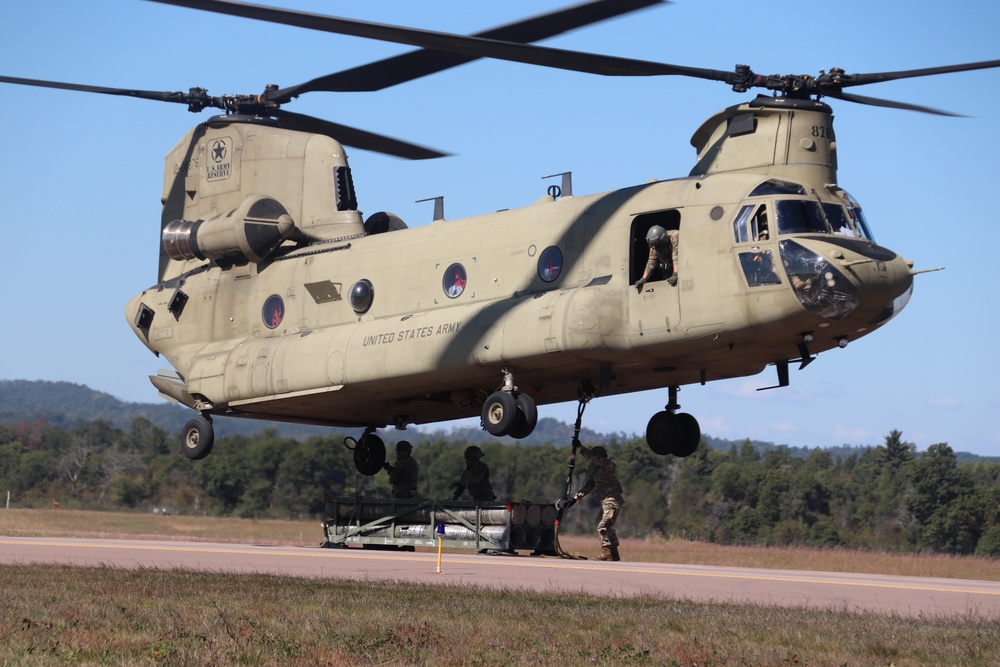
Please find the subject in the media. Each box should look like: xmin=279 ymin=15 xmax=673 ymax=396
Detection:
xmin=610 ymin=546 xmax=620 ymax=562
xmin=596 ymin=546 xmax=614 ymax=561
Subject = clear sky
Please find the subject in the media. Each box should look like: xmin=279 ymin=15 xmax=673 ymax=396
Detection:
xmin=2 ymin=1 xmax=998 ymax=456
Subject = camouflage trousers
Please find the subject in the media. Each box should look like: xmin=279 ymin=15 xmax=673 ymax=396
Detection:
xmin=598 ymin=496 xmax=623 ymax=548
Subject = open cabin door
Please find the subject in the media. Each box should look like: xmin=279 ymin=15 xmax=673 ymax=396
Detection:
xmin=627 ymin=210 xmax=681 ymax=342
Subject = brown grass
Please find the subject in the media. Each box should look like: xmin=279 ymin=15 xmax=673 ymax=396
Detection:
xmin=1 ymin=563 xmax=997 ymax=666
xmin=2 ymin=509 xmax=999 ymax=665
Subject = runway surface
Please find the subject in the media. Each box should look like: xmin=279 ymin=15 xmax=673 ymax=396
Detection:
xmin=3 ymin=536 xmax=998 ymax=619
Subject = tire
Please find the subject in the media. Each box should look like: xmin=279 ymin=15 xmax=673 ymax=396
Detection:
xmin=482 ymin=391 xmax=517 ymax=437
xmin=645 ymin=411 xmax=675 ymax=456
xmin=507 ymin=392 xmax=538 ymax=440
xmin=672 ymin=413 xmax=701 ymax=457
xmin=353 ymin=433 xmax=386 ymax=476
xmin=181 ymin=416 xmax=214 ymax=460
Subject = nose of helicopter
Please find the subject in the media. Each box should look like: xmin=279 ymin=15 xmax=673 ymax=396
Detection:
xmin=845 ymin=251 xmax=914 ymax=328
xmin=779 ymin=238 xmax=913 ymax=328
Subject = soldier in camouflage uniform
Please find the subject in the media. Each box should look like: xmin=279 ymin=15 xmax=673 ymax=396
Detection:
xmin=451 ymin=445 xmax=497 ymax=502
xmin=383 ymin=440 xmax=419 ymax=499
xmin=573 ymin=445 xmax=624 ymax=561
xmin=635 ymin=224 xmax=679 ymax=292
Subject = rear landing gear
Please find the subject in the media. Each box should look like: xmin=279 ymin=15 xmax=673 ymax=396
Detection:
xmin=181 ymin=414 xmax=214 ymax=460
xmin=481 ymin=368 xmax=538 ymax=439
xmin=645 ymin=386 xmax=700 ymax=457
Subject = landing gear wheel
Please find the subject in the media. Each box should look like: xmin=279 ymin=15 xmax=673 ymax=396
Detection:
xmin=181 ymin=415 xmax=214 ymax=460
xmin=645 ymin=411 xmax=675 ymax=455
xmin=482 ymin=391 xmax=517 ymax=437
xmin=672 ymin=413 xmax=701 ymax=457
xmin=353 ymin=432 xmax=386 ymax=476
xmin=508 ymin=392 xmax=538 ymax=440
xmin=645 ymin=411 xmax=702 ymax=457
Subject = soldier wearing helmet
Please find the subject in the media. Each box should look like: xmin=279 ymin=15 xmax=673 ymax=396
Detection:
xmin=573 ymin=444 xmax=624 ymax=561
xmin=451 ymin=445 xmax=497 ymax=502
xmin=383 ymin=440 xmax=419 ymax=499
xmin=635 ymin=224 xmax=679 ymax=293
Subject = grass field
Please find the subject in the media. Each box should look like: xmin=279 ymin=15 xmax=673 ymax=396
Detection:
xmin=2 ymin=509 xmax=999 ymax=665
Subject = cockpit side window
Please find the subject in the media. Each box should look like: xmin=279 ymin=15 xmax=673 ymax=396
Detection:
xmin=848 ymin=206 xmax=875 ymax=242
xmin=733 ymin=204 xmax=769 ymax=243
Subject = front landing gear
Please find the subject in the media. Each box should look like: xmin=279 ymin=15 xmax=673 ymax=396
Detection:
xmin=346 ymin=428 xmax=387 ymax=476
xmin=645 ymin=386 xmax=700 ymax=457
xmin=181 ymin=414 xmax=215 ymax=460
xmin=481 ymin=368 xmax=538 ymax=439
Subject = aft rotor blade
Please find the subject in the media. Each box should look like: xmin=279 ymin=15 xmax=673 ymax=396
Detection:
xmin=273 ymin=109 xmax=449 ymax=160
xmin=148 ymin=0 xmax=730 ymax=81
xmin=277 ymin=0 xmax=666 ymax=98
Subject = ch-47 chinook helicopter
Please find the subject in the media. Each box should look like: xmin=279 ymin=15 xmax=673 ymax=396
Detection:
xmin=5 ymin=0 xmax=998 ymax=476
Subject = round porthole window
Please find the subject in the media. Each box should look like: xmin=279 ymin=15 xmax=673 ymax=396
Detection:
xmin=538 ymin=246 xmax=563 ymax=282
xmin=350 ymin=279 xmax=374 ymax=314
xmin=262 ymin=294 xmax=284 ymax=329
xmin=443 ymin=263 xmax=467 ymax=298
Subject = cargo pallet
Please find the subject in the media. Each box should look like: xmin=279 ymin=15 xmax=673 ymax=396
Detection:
xmin=322 ymin=496 xmax=558 ymax=554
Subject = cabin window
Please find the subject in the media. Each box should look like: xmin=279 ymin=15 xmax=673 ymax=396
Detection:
xmin=350 ymin=279 xmax=374 ymax=314
xmin=262 ymin=294 xmax=284 ymax=328
xmin=537 ymin=246 xmax=562 ymax=282
xmin=443 ymin=263 xmax=467 ymax=298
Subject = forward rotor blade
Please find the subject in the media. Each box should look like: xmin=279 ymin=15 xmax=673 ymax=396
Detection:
xmin=0 ymin=74 xmax=189 ymax=105
xmin=824 ymin=90 xmax=962 ymax=117
xmin=273 ymin=109 xmax=448 ymax=160
xmin=277 ymin=0 xmax=666 ymax=99
xmin=148 ymin=0 xmax=729 ymax=81
xmin=838 ymin=59 xmax=1000 ymax=88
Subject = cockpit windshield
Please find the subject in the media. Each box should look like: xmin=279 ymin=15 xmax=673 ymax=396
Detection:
xmin=774 ymin=200 xmax=869 ymax=239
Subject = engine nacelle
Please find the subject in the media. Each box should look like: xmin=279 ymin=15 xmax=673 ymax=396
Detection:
xmin=163 ymin=194 xmax=295 ymax=265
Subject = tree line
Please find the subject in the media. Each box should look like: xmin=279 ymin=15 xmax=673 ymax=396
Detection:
xmin=2 ymin=417 xmax=998 ymax=556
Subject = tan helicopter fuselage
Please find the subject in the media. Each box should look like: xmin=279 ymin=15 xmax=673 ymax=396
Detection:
xmin=126 ymin=99 xmax=913 ymax=430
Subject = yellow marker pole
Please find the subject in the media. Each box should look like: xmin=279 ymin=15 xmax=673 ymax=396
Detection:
xmin=435 ymin=523 xmax=444 ymax=573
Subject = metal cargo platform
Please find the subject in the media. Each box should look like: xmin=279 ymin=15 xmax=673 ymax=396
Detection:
xmin=322 ymin=496 xmax=558 ymax=554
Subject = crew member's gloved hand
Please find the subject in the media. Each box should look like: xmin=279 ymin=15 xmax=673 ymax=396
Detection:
xmin=383 ymin=462 xmax=393 ymax=472
xmin=635 ymin=279 xmax=646 ymax=293
xmin=667 ymin=273 xmax=678 ymax=286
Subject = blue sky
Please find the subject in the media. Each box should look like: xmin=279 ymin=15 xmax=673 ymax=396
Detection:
xmin=2 ymin=0 xmax=998 ymax=456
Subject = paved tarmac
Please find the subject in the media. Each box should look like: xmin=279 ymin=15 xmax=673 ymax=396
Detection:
xmin=2 ymin=536 xmax=998 ymax=619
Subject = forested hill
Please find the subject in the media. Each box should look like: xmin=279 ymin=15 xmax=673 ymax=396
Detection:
xmin=0 ymin=379 xmax=627 ymax=446
xmin=3 ymin=380 xmax=995 ymax=463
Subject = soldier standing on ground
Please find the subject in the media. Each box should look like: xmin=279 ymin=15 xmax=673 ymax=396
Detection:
xmin=451 ymin=446 xmax=497 ymax=502
xmin=573 ymin=444 xmax=624 ymax=561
